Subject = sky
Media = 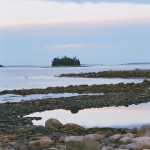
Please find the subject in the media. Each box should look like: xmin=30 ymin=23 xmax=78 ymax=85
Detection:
xmin=0 ymin=0 xmax=150 ymax=66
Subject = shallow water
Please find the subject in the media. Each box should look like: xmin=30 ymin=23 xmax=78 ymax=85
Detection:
xmin=26 ymin=102 xmax=150 ymax=128
xmin=0 ymin=93 xmax=104 ymax=103
xmin=0 ymin=64 xmax=149 ymax=90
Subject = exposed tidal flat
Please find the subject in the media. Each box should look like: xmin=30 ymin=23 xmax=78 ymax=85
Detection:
xmin=0 ymin=66 xmax=150 ymax=149
xmin=0 ymin=81 xmax=150 ymax=149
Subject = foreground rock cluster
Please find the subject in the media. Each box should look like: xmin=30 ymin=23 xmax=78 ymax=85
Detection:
xmin=1 ymin=118 xmax=150 ymax=150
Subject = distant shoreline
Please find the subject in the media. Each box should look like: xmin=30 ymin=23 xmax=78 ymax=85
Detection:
xmin=120 ymin=62 xmax=150 ymax=65
xmin=0 ymin=64 xmax=103 ymax=68
xmin=1 ymin=63 xmax=150 ymax=68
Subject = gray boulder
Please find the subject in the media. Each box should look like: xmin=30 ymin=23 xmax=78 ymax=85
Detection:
xmin=65 ymin=136 xmax=100 ymax=150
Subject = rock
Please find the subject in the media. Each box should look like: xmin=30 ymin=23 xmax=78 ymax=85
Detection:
xmin=56 ymin=145 xmax=66 ymax=150
xmin=65 ymin=136 xmax=100 ymax=150
xmin=115 ymin=149 xmax=130 ymax=150
xmin=17 ymin=127 xmax=26 ymax=133
xmin=101 ymin=139 xmax=110 ymax=145
xmin=7 ymin=135 xmax=17 ymax=142
xmin=85 ymin=134 xmax=104 ymax=141
xmin=64 ymin=123 xmax=84 ymax=130
xmin=65 ymin=136 xmax=85 ymax=142
xmin=119 ymin=137 xmax=132 ymax=144
xmin=70 ymin=104 xmax=81 ymax=114
xmin=0 ymin=135 xmax=16 ymax=142
xmin=0 ymin=136 xmax=9 ymax=142
xmin=123 ymin=133 xmax=134 ymax=138
xmin=101 ymin=146 xmax=113 ymax=150
xmin=138 ymin=125 xmax=150 ymax=137
xmin=118 ymin=133 xmax=134 ymax=144
xmin=95 ymin=130 xmax=105 ymax=135
xmin=29 ymin=136 xmax=54 ymax=147
xmin=125 ymin=137 xmax=150 ymax=150
xmin=45 ymin=118 xmax=63 ymax=128
xmin=109 ymin=134 xmax=123 ymax=142
xmin=58 ymin=135 xmax=66 ymax=143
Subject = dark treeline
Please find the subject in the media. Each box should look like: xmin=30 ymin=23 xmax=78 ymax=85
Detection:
xmin=52 ymin=56 xmax=80 ymax=66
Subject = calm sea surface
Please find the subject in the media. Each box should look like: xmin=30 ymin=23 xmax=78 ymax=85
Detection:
xmin=0 ymin=64 xmax=149 ymax=91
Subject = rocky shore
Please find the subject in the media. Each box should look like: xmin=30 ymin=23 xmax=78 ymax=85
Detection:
xmin=0 ymin=80 xmax=150 ymax=149
xmin=0 ymin=79 xmax=149 ymax=96
xmin=60 ymin=69 xmax=150 ymax=78
xmin=1 ymin=116 xmax=150 ymax=150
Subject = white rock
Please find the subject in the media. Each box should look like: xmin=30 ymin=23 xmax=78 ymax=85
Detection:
xmin=109 ymin=134 xmax=123 ymax=142
xmin=65 ymin=136 xmax=84 ymax=142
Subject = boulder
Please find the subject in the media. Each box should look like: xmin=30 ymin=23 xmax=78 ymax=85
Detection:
xmin=138 ymin=125 xmax=150 ymax=137
xmin=123 ymin=133 xmax=134 ymax=138
xmin=7 ymin=135 xmax=17 ymax=142
xmin=125 ymin=137 xmax=150 ymax=150
xmin=58 ymin=135 xmax=66 ymax=143
xmin=17 ymin=127 xmax=26 ymax=133
xmin=64 ymin=123 xmax=84 ymax=130
xmin=95 ymin=130 xmax=105 ymax=135
xmin=109 ymin=134 xmax=123 ymax=142
xmin=119 ymin=136 xmax=132 ymax=144
xmin=65 ymin=136 xmax=100 ymax=150
xmin=0 ymin=136 xmax=9 ymax=142
xmin=0 ymin=135 xmax=16 ymax=142
xmin=119 ymin=133 xmax=133 ymax=144
xmin=45 ymin=118 xmax=63 ymax=128
xmin=85 ymin=134 xmax=104 ymax=141
xmin=29 ymin=136 xmax=54 ymax=147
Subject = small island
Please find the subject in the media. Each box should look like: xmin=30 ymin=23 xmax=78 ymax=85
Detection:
xmin=0 ymin=65 xmax=3 ymax=67
xmin=51 ymin=56 xmax=80 ymax=67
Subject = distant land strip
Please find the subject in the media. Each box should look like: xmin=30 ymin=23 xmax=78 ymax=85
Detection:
xmin=59 ymin=69 xmax=150 ymax=78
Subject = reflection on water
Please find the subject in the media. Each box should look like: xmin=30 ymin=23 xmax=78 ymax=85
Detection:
xmin=26 ymin=102 xmax=150 ymax=128
xmin=0 ymin=93 xmax=104 ymax=103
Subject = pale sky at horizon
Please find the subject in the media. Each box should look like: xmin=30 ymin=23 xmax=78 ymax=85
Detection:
xmin=0 ymin=0 xmax=150 ymax=65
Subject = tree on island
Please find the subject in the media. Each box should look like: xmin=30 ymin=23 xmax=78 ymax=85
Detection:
xmin=52 ymin=56 xmax=80 ymax=66
xmin=0 ymin=65 xmax=3 ymax=67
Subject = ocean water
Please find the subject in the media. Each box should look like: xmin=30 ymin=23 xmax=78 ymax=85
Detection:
xmin=0 ymin=64 xmax=149 ymax=91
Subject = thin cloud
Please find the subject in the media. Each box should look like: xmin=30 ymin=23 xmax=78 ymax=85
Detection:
xmin=42 ymin=44 xmax=89 ymax=50
xmin=48 ymin=0 xmax=150 ymax=4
